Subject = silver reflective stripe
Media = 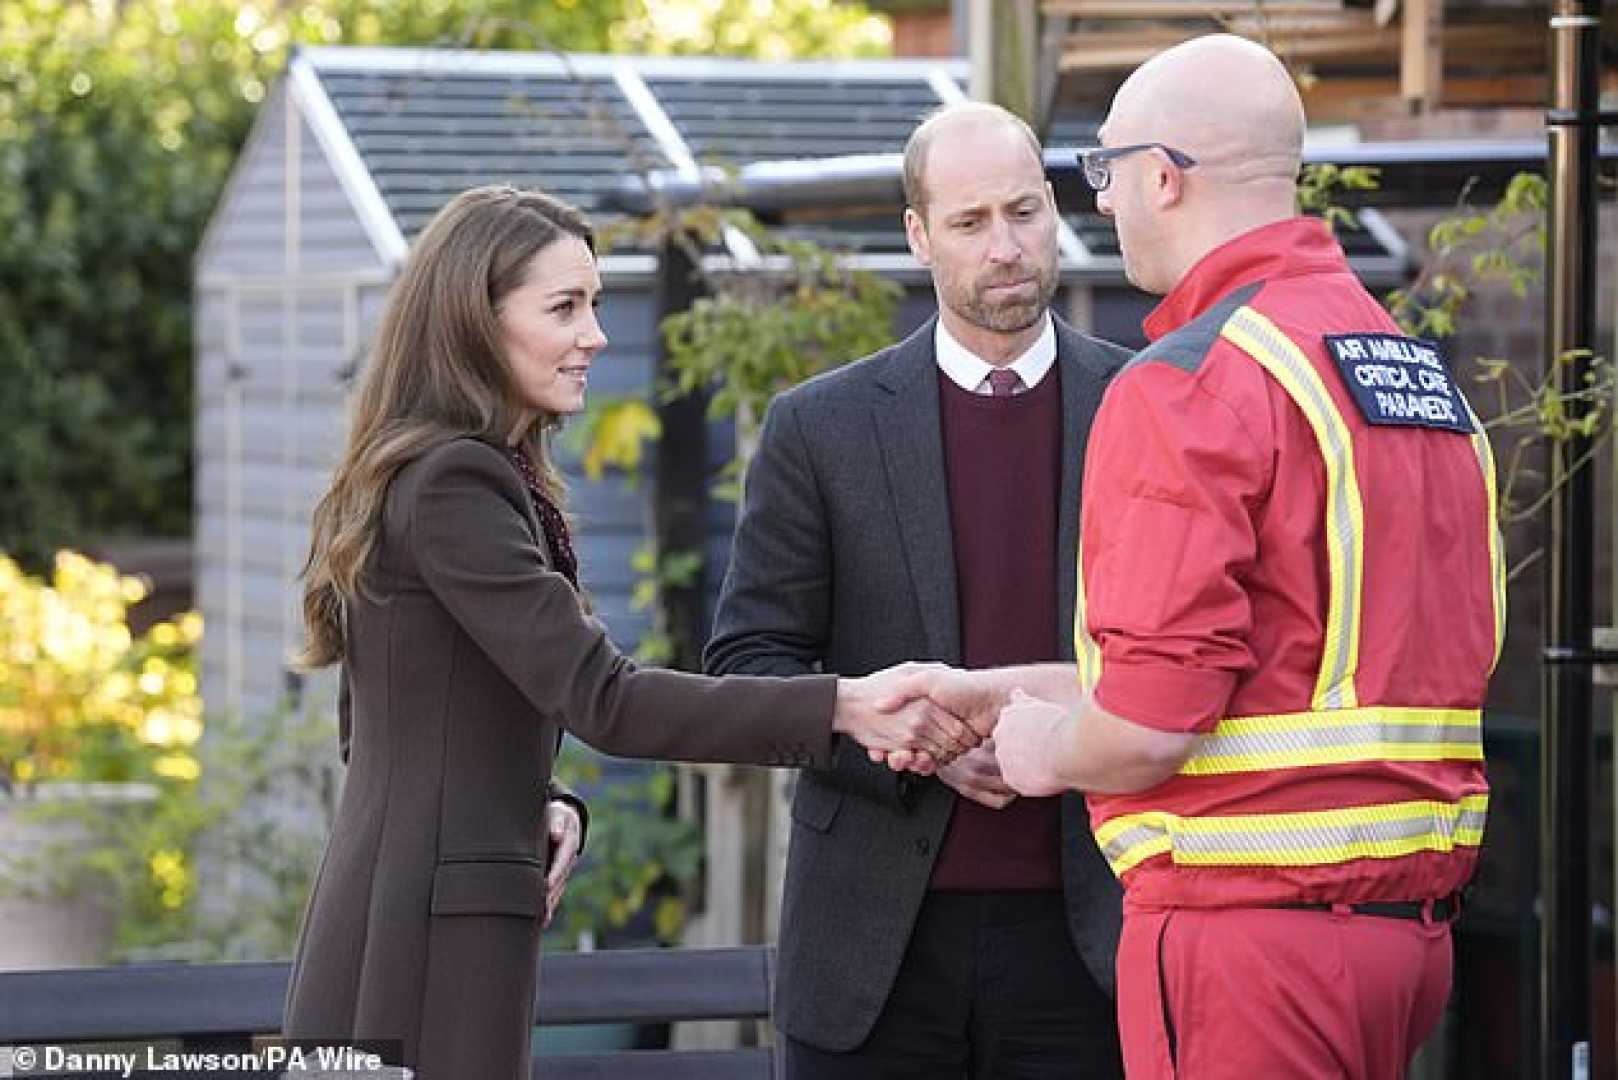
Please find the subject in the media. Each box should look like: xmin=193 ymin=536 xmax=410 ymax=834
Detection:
xmin=1220 ymin=308 xmax=1365 ymax=711
xmin=1181 ymin=707 xmax=1483 ymax=775
xmin=1096 ymin=795 xmax=1489 ymax=874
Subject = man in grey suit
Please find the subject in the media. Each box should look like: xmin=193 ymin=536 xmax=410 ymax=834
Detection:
xmin=706 ymin=103 xmax=1128 ymax=1077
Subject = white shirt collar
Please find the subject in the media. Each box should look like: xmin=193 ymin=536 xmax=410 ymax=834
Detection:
xmin=934 ymin=313 xmax=1056 ymax=395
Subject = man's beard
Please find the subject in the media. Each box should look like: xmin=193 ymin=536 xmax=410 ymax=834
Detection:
xmin=956 ymin=265 xmax=1058 ymax=333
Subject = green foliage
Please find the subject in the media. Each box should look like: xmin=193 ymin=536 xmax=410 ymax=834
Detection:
xmin=610 ymin=0 xmax=890 ymax=58
xmin=1 ymin=0 xmax=891 ymax=567
xmin=547 ymin=744 xmax=701 ymax=948
xmin=1322 ymin=168 xmax=1610 ymax=578
xmin=1376 ymin=171 xmax=1612 ymax=550
xmin=0 ymin=0 xmax=253 ymax=565
xmin=661 ymin=226 xmax=903 ymax=429
xmin=1297 ymin=163 xmax=1382 ymax=233
xmin=0 ymin=552 xmax=203 ymax=789
xmin=110 ymin=703 xmax=340 ymax=962
xmin=0 ymin=700 xmax=339 ymax=964
xmin=1302 ymin=165 xmax=1612 ymax=583
xmin=0 ymin=551 xmax=331 ymax=962
xmin=612 ymin=205 xmax=902 ymax=443
xmin=625 ymin=541 xmax=706 ymax=665
xmin=1386 ymin=173 xmax=1548 ymax=342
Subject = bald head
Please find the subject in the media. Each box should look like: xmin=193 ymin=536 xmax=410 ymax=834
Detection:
xmin=1094 ymin=35 xmax=1306 ymax=295
xmin=903 ymin=102 xmax=1043 ymax=217
xmin=1104 ymin=34 xmax=1304 ymax=190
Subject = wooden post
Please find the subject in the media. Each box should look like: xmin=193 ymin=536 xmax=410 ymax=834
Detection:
xmin=969 ymin=0 xmax=1040 ymax=123
xmin=1399 ymin=0 xmax=1443 ymax=112
xmin=674 ymin=394 xmax=792 ymax=1037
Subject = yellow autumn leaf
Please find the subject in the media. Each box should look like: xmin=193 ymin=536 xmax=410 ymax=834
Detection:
xmin=152 ymin=753 xmax=200 ymax=781
xmin=583 ymin=399 xmax=661 ymax=481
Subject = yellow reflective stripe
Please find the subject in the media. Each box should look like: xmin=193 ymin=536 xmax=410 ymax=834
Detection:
xmin=1096 ymin=793 xmax=1489 ymax=875
xmin=1179 ymin=706 xmax=1483 ymax=776
xmin=1220 ymin=307 xmax=1365 ymax=711
xmin=1074 ymin=540 xmax=1101 ymax=693
xmin=1458 ymin=394 xmax=1508 ymax=672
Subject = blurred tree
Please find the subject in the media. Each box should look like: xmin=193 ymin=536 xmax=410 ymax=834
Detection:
xmin=0 ymin=0 xmax=890 ymax=568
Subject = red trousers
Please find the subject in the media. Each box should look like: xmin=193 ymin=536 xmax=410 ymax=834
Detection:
xmin=1117 ymin=905 xmax=1452 ymax=1079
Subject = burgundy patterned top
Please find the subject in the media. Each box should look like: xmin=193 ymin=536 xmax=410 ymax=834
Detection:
xmin=503 ymin=445 xmax=579 ymax=592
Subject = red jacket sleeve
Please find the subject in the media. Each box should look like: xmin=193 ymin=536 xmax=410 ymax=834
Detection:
xmin=1081 ymin=359 xmax=1271 ymax=733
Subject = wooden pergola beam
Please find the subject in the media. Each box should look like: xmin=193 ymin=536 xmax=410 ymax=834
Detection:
xmin=1043 ymin=0 xmax=1342 ymax=15
xmin=1059 ymin=20 xmax=1546 ymax=73
xmin=1299 ymin=73 xmax=1551 ymax=120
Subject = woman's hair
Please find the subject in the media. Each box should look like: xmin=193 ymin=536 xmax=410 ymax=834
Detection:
xmin=297 ymin=185 xmax=594 ymax=669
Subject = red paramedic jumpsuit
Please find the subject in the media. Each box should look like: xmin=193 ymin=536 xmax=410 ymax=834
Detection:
xmin=1077 ymin=218 xmax=1503 ymax=1079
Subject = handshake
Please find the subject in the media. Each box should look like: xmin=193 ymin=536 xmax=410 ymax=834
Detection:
xmin=830 ymin=662 xmax=1075 ymax=797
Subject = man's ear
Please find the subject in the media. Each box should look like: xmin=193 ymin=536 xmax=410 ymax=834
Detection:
xmin=904 ymin=206 xmax=932 ymax=266
xmin=1154 ymin=156 xmax=1185 ymax=210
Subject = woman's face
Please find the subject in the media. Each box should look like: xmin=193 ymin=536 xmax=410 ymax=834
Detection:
xmin=497 ymin=233 xmax=607 ymax=419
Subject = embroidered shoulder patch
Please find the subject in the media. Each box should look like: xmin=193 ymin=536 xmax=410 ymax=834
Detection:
xmin=1324 ymin=333 xmax=1475 ymax=435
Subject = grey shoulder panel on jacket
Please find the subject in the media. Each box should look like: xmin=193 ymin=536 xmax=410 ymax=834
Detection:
xmin=1124 ymin=282 xmax=1263 ymax=376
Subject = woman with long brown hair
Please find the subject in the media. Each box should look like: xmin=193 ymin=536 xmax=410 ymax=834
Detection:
xmin=283 ymin=186 xmax=973 ymax=1078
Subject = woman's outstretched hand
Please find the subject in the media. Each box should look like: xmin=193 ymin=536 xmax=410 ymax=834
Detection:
xmin=841 ymin=663 xmax=990 ymax=773
xmin=832 ymin=662 xmax=987 ymax=772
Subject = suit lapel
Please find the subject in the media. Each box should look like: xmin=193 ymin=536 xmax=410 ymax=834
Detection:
xmin=1055 ymin=318 xmax=1115 ymax=663
xmin=872 ymin=321 xmax=961 ymax=663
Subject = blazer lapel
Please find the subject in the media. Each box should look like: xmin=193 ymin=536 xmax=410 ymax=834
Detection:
xmin=1055 ymin=318 xmax=1115 ymax=663
xmin=872 ymin=321 xmax=961 ymax=663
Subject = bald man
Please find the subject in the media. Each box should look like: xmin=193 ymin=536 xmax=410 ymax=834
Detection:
xmin=884 ymin=34 xmax=1500 ymax=1080
xmin=709 ymin=102 xmax=1128 ymax=1077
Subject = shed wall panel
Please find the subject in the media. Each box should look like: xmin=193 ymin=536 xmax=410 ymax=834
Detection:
xmin=196 ymin=86 xmax=290 ymax=279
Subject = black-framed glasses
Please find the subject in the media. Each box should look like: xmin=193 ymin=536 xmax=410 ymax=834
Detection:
xmin=1079 ymin=143 xmax=1198 ymax=192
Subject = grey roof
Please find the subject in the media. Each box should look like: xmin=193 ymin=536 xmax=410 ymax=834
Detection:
xmin=298 ymin=47 xmax=968 ymax=255
xmin=317 ymin=68 xmax=667 ymax=236
xmin=291 ymin=46 xmax=1406 ymax=280
xmin=643 ymin=72 xmax=946 ymax=164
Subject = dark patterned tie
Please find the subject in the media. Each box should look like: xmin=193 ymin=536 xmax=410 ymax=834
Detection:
xmin=987 ymin=368 xmax=1023 ymax=397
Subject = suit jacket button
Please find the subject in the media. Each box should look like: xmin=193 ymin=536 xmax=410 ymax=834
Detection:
xmin=915 ymin=837 xmax=931 ymax=856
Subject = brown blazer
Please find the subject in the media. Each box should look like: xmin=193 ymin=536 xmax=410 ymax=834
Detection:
xmin=283 ymin=437 xmax=837 ymax=1078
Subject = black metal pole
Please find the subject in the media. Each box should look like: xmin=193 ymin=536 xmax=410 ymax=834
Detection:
xmin=1541 ymin=2 xmax=1601 ymax=1076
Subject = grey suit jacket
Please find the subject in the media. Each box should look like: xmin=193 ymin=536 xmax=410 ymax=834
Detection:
xmin=706 ymin=315 xmax=1131 ymax=1051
